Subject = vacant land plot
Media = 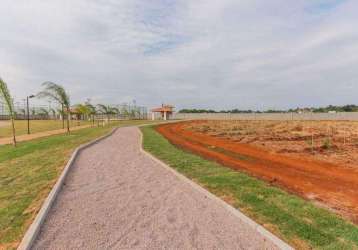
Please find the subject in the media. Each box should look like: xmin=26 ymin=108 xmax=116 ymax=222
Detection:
xmin=157 ymin=121 xmax=358 ymax=224
xmin=0 ymin=120 xmax=93 ymax=138
xmin=0 ymin=120 xmax=157 ymax=250
xmin=189 ymin=120 xmax=358 ymax=168
xmin=142 ymin=125 xmax=358 ymax=249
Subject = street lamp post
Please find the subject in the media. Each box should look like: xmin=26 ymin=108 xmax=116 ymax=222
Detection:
xmin=27 ymin=95 xmax=35 ymax=134
xmin=61 ymin=103 xmax=64 ymax=129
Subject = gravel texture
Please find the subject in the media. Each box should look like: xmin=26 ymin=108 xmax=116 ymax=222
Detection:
xmin=33 ymin=127 xmax=279 ymax=250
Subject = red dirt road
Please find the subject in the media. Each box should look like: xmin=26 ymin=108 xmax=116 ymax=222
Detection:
xmin=157 ymin=121 xmax=358 ymax=223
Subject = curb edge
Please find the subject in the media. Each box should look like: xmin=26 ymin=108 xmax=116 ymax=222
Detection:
xmin=138 ymin=127 xmax=294 ymax=250
xmin=17 ymin=127 xmax=120 ymax=250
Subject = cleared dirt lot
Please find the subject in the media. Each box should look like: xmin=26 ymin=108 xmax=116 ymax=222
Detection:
xmin=157 ymin=121 xmax=358 ymax=223
xmin=189 ymin=120 xmax=358 ymax=169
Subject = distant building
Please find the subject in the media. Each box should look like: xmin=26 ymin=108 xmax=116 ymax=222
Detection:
xmin=151 ymin=104 xmax=174 ymax=120
xmin=69 ymin=107 xmax=82 ymax=120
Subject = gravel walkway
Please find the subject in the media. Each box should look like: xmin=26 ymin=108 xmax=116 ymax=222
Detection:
xmin=33 ymin=127 xmax=279 ymax=250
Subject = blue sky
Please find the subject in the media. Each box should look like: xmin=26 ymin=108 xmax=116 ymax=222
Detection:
xmin=307 ymin=0 xmax=345 ymax=12
xmin=1 ymin=0 xmax=357 ymax=110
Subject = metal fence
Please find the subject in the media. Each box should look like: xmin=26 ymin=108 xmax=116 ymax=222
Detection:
xmin=0 ymin=101 xmax=148 ymax=120
xmin=94 ymin=104 xmax=148 ymax=120
xmin=173 ymin=112 xmax=358 ymax=121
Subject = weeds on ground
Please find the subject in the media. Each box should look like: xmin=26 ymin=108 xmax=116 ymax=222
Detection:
xmin=322 ymin=138 xmax=332 ymax=150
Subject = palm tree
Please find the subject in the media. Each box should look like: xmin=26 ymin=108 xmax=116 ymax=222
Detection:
xmin=121 ymin=106 xmax=130 ymax=119
xmin=73 ymin=104 xmax=91 ymax=126
xmin=37 ymin=82 xmax=71 ymax=133
xmin=112 ymin=107 xmax=120 ymax=117
xmin=0 ymin=77 xmax=16 ymax=146
xmin=85 ymin=102 xmax=97 ymax=127
xmin=77 ymin=104 xmax=92 ymax=119
xmin=38 ymin=108 xmax=50 ymax=119
xmin=97 ymin=104 xmax=116 ymax=124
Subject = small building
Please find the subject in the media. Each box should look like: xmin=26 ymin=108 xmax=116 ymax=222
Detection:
xmin=151 ymin=104 xmax=174 ymax=120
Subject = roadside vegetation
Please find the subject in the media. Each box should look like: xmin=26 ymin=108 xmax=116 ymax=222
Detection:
xmin=141 ymin=125 xmax=358 ymax=250
xmin=0 ymin=78 xmax=16 ymax=146
xmin=0 ymin=120 xmax=156 ymax=249
xmin=178 ymin=104 xmax=358 ymax=114
xmin=0 ymin=76 xmax=148 ymax=144
xmin=96 ymin=104 xmax=119 ymax=122
xmin=37 ymin=82 xmax=71 ymax=133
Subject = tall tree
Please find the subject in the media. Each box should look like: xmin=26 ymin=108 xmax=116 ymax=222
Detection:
xmin=0 ymin=77 xmax=16 ymax=146
xmin=37 ymin=82 xmax=71 ymax=133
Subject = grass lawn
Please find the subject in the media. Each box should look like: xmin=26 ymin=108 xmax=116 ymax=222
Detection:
xmin=141 ymin=125 xmax=358 ymax=250
xmin=0 ymin=120 xmax=157 ymax=250
xmin=0 ymin=120 xmax=94 ymax=138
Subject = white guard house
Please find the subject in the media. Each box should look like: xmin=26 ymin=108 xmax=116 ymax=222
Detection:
xmin=151 ymin=104 xmax=174 ymax=120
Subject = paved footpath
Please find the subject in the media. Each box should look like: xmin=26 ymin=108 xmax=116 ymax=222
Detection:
xmin=33 ymin=127 xmax=279 ymax=250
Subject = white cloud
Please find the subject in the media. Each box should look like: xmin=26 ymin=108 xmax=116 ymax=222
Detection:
xmin=0 ymin=0 xmax=357 ymax=110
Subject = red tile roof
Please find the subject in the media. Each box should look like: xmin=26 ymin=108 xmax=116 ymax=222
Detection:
xmin=151 ymin=105 xmax=174 ymax=113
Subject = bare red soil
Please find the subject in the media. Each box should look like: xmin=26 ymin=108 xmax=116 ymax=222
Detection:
xmin=157 ymin=121 xmax=358 ymax=223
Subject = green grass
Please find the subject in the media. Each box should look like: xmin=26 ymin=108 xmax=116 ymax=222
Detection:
xmin=0 ymin=120 xmax=157 ymax=249
xmin=141 ymin=125 xmax=358 ymax=250
xmin=0 ymin=120 xmax=94 ymax=138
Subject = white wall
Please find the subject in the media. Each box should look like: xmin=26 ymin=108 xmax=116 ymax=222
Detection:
xmin=173 ymin=112 xmax=358 ymax=121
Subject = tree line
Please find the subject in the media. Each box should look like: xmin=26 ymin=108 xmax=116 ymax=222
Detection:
xmin=179 ymin=105 xmax=358 ymax=114
xmin=0 ymin=78 xmax=141 ymax=147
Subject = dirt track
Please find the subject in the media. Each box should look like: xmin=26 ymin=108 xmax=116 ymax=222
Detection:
xmin=33 ymin=127 xmax=278 ymax=249
xmin=0 ymin=121 xmax=9 ymax=128
xmin=157 ymin=121 xmax=358 ymax=223
xmin=0 ymin=125 xmax=91 ymax=145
